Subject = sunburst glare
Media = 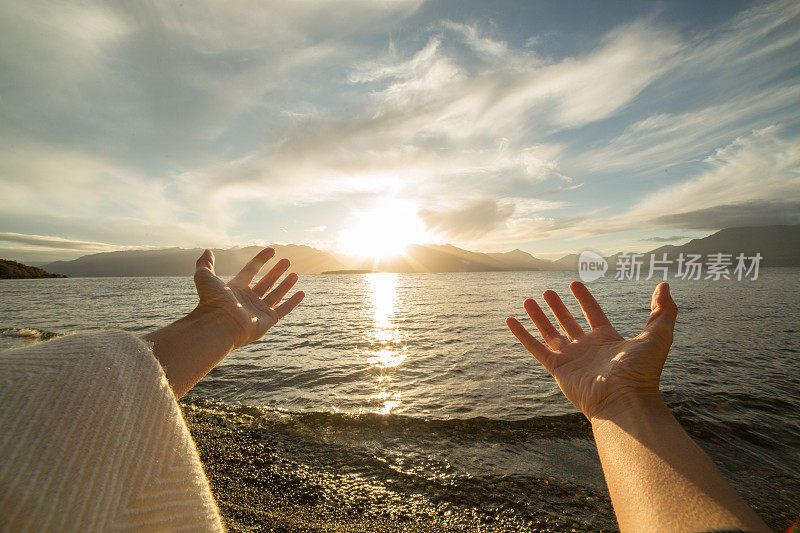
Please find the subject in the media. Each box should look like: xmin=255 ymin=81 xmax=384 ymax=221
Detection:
xmin=337 ymin=200 xmax=430 ymax=258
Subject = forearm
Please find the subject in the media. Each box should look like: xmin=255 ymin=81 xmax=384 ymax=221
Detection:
xmin=142 ymin=308 xmax=237 ymax=398
xmin=591 ymin=392 xmax=769 ymax=533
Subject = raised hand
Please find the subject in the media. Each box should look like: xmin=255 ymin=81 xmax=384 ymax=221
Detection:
xmin=507 ymin=283 xmax=771 ymax=532
xmin=506 ymin=281 xmax=677 ymax=420
xmin=144 ymin=247 xmax=305 ymax=398
xmin=193 ymin=248 xmax=305 ymax=349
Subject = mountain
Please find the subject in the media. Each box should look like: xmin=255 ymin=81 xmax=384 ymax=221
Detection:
xmin=487 ymin=249 xmax=555 ymax=270
xmin=347 ymin=244 xmax=537 ymax=273
xmin=0 ymin=259 xmax=66 ymax=279
xmin=551 ymin=225 xmax=800 ymax=270
xmin=44 ymin=245 xmax=345 ymax=277
xmin=43 ymin=243 xmax=550 ymax=277
xmin=645 ymin=225 xmax=800 ymax=267
xmin=41 ymin=225 xmax=800 ymax=277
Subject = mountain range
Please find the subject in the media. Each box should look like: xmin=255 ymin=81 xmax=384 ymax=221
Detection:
xmin=41 ymin=225 xmax=800 ymax=277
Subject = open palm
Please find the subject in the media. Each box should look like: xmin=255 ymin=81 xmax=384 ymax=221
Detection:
xmin=507 ymin=281 xmax=677 ymax=420
xmin=193 ymin=248 xmax=305 ymax=349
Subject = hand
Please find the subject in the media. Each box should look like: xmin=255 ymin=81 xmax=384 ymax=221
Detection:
xmin=144 ymin=248 xmax=305 ymax=398
xmin=193 ymin=248 xmax=305 ymax=349
xmin=506 ymin=281 xmax=677 ymax=421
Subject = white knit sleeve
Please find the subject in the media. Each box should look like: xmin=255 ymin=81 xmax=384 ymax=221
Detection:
xmin=0 ymin=330 xmax=223 ymax=532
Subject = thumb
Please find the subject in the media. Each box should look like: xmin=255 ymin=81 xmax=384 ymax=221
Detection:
xmin=195 ymin=249 xmax=215 ymax=273
xmin=644 ymin=282 xmax=677 ymax=342
xmin=194 ymin=249 xmax=217 ymax=290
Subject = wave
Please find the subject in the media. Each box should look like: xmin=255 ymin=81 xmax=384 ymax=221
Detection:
xmin=183 ymin=397 xmax=594 ymax=441
xmin=183 ymin=392 xmax=800 ymax=451
xmin=0 ymin=327 xmax=61 ymax=340
xmin=182 ymin=398 xmax=618 ymax=531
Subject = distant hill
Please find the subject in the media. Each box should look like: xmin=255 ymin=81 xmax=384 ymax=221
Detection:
xmin=321 ymin=269 xmax=374 ymax=275
xmin=41 ymin=225 xmax=800 ymax=277
xmin=1 ymin=259 xmax=66 ymax=279
xmin=553 ymin=225 xmax=800 ymax=270
xmin=645 ymin=225 xmax=800 ymax=267
xmin=44 ymin=245 xmax=345 ymax=277
xmin=487 ymin=249 xmax=555 ymax=270
xmin=348 ymin=244 xmax=544 ymax=273
xmin=43 ymin=243 xmax=554 ymax=277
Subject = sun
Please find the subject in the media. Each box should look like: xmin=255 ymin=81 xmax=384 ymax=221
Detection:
xmin=337 ymin=200 xmax=430 ymax=258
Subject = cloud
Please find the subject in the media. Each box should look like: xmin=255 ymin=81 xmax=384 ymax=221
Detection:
xmin=440 ymin=21 xmax=524 ymax=62
xmin=419 ymin=198 xmax=515 ymax=240
xmin=468 ymin=213 xmax=593 ymax=250
xmin=187 ymin=17 xmax=678 ymax=227
xmin=0 ymin=231 xmax=129 ymax=263
xmin=0 ymin=138 xmax=177 ymax=220
xmin=651 ymin=201 xmax=800 ymax=230
xmin=1 ymin=0 xmax=798 ymax=257
xmin=532 ymin=23 xmax=682 ymax=128
xmin=185 ymin=0 xmax=799 ymax=245
xmin=640 ymin=235 xmax=687 ymax=243
xmin=355 ymin=20 xmax=680 ymax=136
xmin=0 ymin=0 xmax=427 ymax=243
xmin=0 ymin=233 xmax=117 ymax=251
xmin=574 ymin=84 xmax=800 ymax=173
xmin=633 ymin=126 xmax=800 ymax=221
xmin=579 ymin=126 xmax=800 ymax=233
xmin=571 ymin=2 xmax=800 ymax=174
xmin=418 ymin=196 xmax=571 ymax=247
xmin=0 ymin=1 xmax=425 ymax=162
xmin=0 ymin=211 xmax=228 ymax=252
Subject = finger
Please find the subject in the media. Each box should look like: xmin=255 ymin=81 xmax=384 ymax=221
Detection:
xmin=252 ymin=258 xmax=291 ymax=297
xmin=542 ymin=290 xmax=585 ymax=341
xmin=644 ymin=282 xmax=677 ymax=340
xmin=274 ymin=291 xmax=305 ymax=320
xmin=195 ymin=249 xmax=215 ymax=274
xmin=262 ymin=272 xmax=298 ymax=307
xmin=570 ymin=281 xmax=613 ymax=330
xmin=230 ymin=247 xmax=276 ymax=287
xmin=524 ymin=298 xmax=567 ymax=351
xmin=194 ymin=249 xmax=217 ymax=292
xmin=506 ymin=317 xmax=554 ymax=370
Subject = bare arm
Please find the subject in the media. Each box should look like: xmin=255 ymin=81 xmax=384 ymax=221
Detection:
xmin=143 ymin=248 xmax=304 ymax=398
xmin=507 ymin=282 xmax=769 ymax=533
xmin=592 ymin=391 xmax=768 ymax=532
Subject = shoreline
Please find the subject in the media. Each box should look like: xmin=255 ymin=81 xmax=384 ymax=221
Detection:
xmin=182 ymin=400 xmax=796 ymax=531
xmin=183 ymin=404 xmax=618 ymax=532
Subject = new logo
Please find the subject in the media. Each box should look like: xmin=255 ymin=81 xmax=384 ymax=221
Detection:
xmin=578 ymin=251 xmax=607 ymax=282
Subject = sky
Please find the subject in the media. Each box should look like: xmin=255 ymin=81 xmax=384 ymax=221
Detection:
xmin=1 ymin=0 xmax=799 ymax=263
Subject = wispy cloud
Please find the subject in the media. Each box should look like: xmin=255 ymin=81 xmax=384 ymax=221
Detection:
xmin=0 ymin=233 xmax=117 ymax=251
xmin=0 ymin=0 xmax=798 ymax=262
xmin=574 ymin=84 xmax=800 ymax=173
xmin=419 ymin=198 xmax=516 ymax=240
xmin=640 ymin=235 xmax=687 ymax=243
xmin=188 ymin=16 xmax=681 ymax=239
xmin=579 ymin=126 xmax=800 ymax=233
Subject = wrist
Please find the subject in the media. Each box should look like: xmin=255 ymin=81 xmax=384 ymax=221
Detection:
xmin=182 ymin=306 xmax=239 ymax=353
xmin=589 ymin=388 xmax=667 ymax=427
xmin=143 ymin=307 xmax=239 ymax=398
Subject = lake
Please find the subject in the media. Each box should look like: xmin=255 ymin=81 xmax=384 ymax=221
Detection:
xmin=2 ymin=270 xmax=799 ymax=530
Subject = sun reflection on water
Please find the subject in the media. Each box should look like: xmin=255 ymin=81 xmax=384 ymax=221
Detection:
xmin=364 ymin=273 xmax=406 ymax=414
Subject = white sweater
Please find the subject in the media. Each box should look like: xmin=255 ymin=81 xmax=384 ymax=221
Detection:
xmin=0 ymin=330 xmax=223 ymax=532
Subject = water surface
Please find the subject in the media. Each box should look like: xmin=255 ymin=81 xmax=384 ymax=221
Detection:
xmin=2 ymin=270 xmax=798 ymax=529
